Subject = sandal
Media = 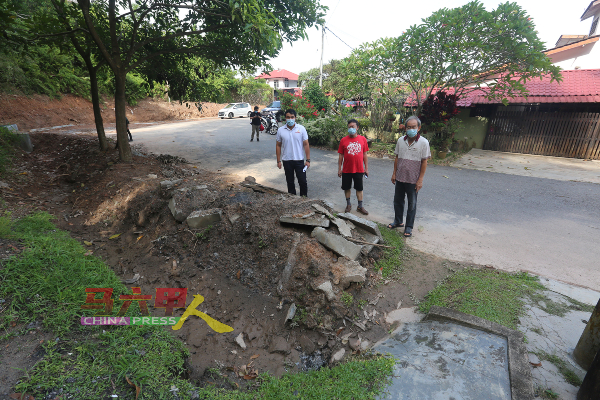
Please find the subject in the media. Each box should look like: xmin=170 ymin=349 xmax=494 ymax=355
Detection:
xmin=404 ymin=227 xmax=412 ymax=237
xmin=387 ymin=222 xmax=404 ymax=229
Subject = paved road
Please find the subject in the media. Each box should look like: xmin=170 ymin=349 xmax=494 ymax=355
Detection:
xmin=129 ymin=118 xmax=600 ymax=290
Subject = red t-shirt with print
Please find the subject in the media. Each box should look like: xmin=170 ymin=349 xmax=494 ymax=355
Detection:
xmin=338 ymin=135 xmax=369 ymax=174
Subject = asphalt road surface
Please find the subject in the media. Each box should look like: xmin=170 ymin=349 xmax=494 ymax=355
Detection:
xmin=130 ymin=117 xmax=600 ymax=290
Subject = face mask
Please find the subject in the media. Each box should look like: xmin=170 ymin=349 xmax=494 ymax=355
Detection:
xmin=348 ymin=128 xmax=357 ymax=135
xmin=406 ymin=129 xmax=418 ymax=138
xmin=286 ymin=119 xmax=295 ymax=127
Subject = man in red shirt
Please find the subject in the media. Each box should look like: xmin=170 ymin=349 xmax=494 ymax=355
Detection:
xmin=338 ymin=119 xmax=369 ymax=215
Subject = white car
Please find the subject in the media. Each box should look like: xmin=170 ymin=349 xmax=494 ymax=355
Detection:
xmin=218 ymin=102 xmax=253 ymax=119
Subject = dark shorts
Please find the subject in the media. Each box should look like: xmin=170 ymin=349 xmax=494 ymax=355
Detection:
xmin=341 ymin=172 xmax=364 ymax=191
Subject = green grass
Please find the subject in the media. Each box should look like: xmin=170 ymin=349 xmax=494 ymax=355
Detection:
xmin=375 ymin=224 xmax=405 ymax=279
xmin=535 ymin=351 xmax=583 ymax=387
xmin=0 ymin=212 xmax=126 ymax=335
xmin=0 ymin=126 xmax=20 ymax=175
xmin=418 ymin=268 xmax=545 ymax=329
xmin=341 ymin=291 xmax=354 ymax=307
xmin=528 ymin=292 xmax=595 ymax=317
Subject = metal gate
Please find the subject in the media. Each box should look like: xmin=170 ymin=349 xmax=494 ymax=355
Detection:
xmin=483 ymin=106 xmax=600 ymax=159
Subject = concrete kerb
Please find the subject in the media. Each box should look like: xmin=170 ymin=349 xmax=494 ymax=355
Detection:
xmin=424 ymin=306 xmax=534 ymax=400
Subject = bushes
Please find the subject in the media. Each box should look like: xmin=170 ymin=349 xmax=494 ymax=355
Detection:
xmin=303 ymin=82 xmax=330 ymax=112
xmin=0 ymin=126 xmax=19 ymax=175
xmin=281 ymin=92 xmax=322 ymax=120
xmin=304 ymin=114 xmax=359 ymax=147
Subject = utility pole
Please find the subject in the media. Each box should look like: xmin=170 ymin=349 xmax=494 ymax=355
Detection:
xmin=319 ymin=25 xmax=324 ymax=87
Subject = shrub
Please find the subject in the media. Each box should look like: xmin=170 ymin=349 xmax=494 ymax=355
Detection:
xmin=280 ymin=92 xmax=322 ymax=121
xmin=303 ymin=82 xmax=330 ymax=112
xmin=0 ymin=126 xmax=19 ymax=175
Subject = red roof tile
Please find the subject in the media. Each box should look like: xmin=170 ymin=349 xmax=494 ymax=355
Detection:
xmin=255 ymin=69 xmax=299 ymax=81
xmin=404 ymin=69 xmax=600 ymax=107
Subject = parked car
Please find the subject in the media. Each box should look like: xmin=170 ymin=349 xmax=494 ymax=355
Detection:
xmin=261 ymin=101 xmax=285 ymax=122
xmin=218 ymin=103 xmax=252 ymax=119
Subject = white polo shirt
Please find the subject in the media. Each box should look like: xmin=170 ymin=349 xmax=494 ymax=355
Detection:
xmin=394 ymin=134 xmax=431 ymax=184
xmin=276 ymin=123 xmax=309 ymax=161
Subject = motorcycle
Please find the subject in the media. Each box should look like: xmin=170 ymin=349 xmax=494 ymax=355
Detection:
xmin=260 ymin=111 xmax=279 ymax=135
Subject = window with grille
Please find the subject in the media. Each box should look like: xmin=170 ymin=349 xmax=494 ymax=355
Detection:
xmin=285 ymin=78 xmax=289 ymax=88
xmin=274 ymin=80 xmax=279 ymax=88
xmin=591 ymin=17 xmax=599 ymax=36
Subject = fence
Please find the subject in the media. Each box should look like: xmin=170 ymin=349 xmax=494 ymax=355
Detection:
xmin=484 ymin=106 xmax=600 ymax=159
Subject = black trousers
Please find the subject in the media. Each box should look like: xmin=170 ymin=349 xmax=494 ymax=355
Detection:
xmin=393 ymin=181 xmax=418 ymax=229
xmin=282 ymin=160 xmax=307 ymax=197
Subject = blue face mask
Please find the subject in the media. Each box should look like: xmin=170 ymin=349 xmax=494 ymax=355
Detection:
xmin=286 ymin=119 xmax=295 ymax=127
xmin=348 ymin=128 xmax=357 ymax=135
xmin=406 ymin=129 xmax=418 ymax=138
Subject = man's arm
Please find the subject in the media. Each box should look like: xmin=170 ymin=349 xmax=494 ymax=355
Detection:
xmin=276 ymin=141 xmax=282 ymax=169
xmin=391 ymin=156 xmax=398 ymax=184
xmin=363 ymin=150 xmax=368 ymax=177
xmin=338 ymin=154 xmax=344 ymax=177
xmin=303 ymin=140 xmax=311 ymax=167
xmin=416 ymin=159 xmax=428 ymax=192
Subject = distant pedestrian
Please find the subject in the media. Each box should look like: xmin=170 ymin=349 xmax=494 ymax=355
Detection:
xmin=338 ymin=119 xmax=369 ymax=215
xmin=388 ymin=116 xmax=431 ymax=237
xmin=115 ymin=117 xmax=133 ymax=149
xmin=249 ymin=106 xmax=261 ymax=142
xmin=276 ymin=109 xmax=310 ymax=197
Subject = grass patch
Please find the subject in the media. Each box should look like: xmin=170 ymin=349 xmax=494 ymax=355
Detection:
xmin=535 ymin=351 xmax=583 ymax=387
xmin=375 ymin=224 xmax=405 ymax=279
xmin=418 ymin=268 xmax=544 ymax=329
xmin=527 ymin=292 xmax=594 ymax=317
xmin=0 ymin=126 xmax=20 ymax=175
xmin=0 ymin=212 xmax=126 ymax=335
xmin=534 ymin=386 xmax=559 ymax=399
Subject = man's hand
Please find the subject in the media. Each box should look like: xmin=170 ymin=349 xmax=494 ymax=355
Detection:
xmin=416 ymin=180 xmax=423 ymax=192
xmin=338 ymin=169 xmax=342 ymax=178
xmin=364 ymin=169 xmax=369 ymax=178
xmin=277 ymin=161 xmax=282 ymax=169
xmin=304 ymin=161 xmax=310 ymax=169
xmin=391 ymin=174 xmax=396 ymax=184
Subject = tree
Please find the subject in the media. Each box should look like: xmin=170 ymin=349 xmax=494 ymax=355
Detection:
xmin=76 ymin=0 xmax=326 ymax=162
xmin=298 ymin=59 xmax=353 ymax=102
xmin=361 ymin=1 xmax=561 ymax=114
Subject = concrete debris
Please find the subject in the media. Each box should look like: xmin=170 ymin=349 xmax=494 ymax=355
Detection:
xmin=385 ymin=306 xmax=426 ymax=325
xmin=316 ymin=281 xmax=336 ymax=301
xmin=186 ymin=208 xmax=222 ymax=229
xmin=331 ymin=257 xmax=367 ymax=289
xmin=311 ymin=227 xmax=362 ymax=260
xmin=330 ymin=348 xmax=345 ymax=363
xmin=168 ymin=188 xmax=217 ymax=221
xmin=349 ymin=337 xmax=361 ymax=351
xmin=235 ymin=333 xmax=246 ymax=350
xmin=160 ymin=179 xmax=183 ymax=190
xmin=369 ymin=293 xmax=384 ymax=306
xmin=331 ymin=217 xmax=353 ymax=238
xmin=312 ymin=203 xmax=334 ymax=219
xmin=168 ymin=197 xmax=188 ymax=222
xmin=360 ymin=340 xmax=370 ymax=351
xmin=0 ymin=181 xmax=10 ymax=188
xmin=356 ymin=228 xmax=381 ymax=255
xmin=277 ymin=233 xmax=302 ymax=294
xmin=337 ymin=213 xmax=382 ymax=238
xmin=244 ymin=176 xmax=256 ymax=183
xmin=285 ymin=303 xmax=297 ymax=323
xmin=147 ymin=174 xmax=158 ymax=179
xmin=280 ymin=215 xmax=330 ymax=228
xmin=301 ymin=212 xmax=315 ymax=219
xmin=228 ymin=213 xmax=241 ymax=224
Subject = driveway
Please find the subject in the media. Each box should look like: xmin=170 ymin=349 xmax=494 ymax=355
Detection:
xmin=128 ymin=118 xmax=600 ymax=290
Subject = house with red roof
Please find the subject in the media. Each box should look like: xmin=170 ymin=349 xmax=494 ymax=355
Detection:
xmin=255 ymin=69 xmax=300 ymax=95
xmin=405 ymin=1 xmax=600 ymax=159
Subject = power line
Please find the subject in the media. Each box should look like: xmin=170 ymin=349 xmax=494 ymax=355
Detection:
xmin=326 ymin=0 xmax=342 ymax=25
xmin=325 ymin=26 xmax=354 ymax=51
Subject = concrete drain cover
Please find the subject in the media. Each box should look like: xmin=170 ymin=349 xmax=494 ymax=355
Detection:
xmin=375 ymin=321 xmax=511 ymax=399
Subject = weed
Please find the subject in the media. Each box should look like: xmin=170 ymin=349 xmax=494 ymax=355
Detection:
xmin=258 ymin=236 xmax=268 ymax=248
xmin=535 ymin=351 xmax=583 ymax=387
xmin=0 ymin=126 xmax=19 ymax=176
xmin=375 ymin=224 xmax=405 ymax=279
xmin=530 ymin=327 xmax=543 ymax=335
xmin=195 ymin=225 xmax=212 ymax=241
xmin=535 ymin=386 xmax=559 ymax=399
xmin=341 ymin=292 xmax=354 ymax=307
xmin=418 ymin=268 xmax=544 ymax=329
xmin=358 ymin=299 xmax=368 ymax=309
xmin=292 ymin=307 xmax=307 ymax=324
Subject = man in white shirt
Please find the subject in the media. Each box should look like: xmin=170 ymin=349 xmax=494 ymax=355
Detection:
xmin=276 ymin=109 xmax=311 ymax=196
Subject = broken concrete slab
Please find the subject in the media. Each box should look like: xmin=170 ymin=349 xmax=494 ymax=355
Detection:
xmin=331 ymin=218 xmax=353 ymax=238
xmin=167 ymin=187 xmax=217 ymax=221
xmin=355 ymin=227 xmax=381 ymax=255
xmin=312 ymin=203 xmax=333 ymax=219
xmin=278 ymin=233 xmax=302 ymax=295
xmin=330 ymin=257 xmax=367 ymax=289
xmin=169 ymin=197 xmax=188 ymax=222
xmin=228 ymin=213 xmax=241 ymax=224
xmin=299 ymin=335 xmax=316 ymax=354
xmin=269 ymin=336 xmax=291 ymax=355
xmin=337 ymin=213 xmax=382 ymax=238
xmin=280 ymin=216 xmax=330 ymax=228
xmin=311 ymin=227 xmax=362 ymax=260
xmin=235 ymin=333 xmax=247 ymax=350
xmin=316 ymin=280 xmax=336 ymax=301
xmin=186 ymin=208 xmax=222 ymax=229
xmin=160 ymin=179 xmax=183 ymax=190
xmin=330 ymin=348 xmax=345 ymax=363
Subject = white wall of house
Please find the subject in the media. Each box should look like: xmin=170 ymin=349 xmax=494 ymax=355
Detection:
xmin=553 ymin=4 xmax=600 ymax=70
xmin=263 ymin=79 xmax=298 ymax=89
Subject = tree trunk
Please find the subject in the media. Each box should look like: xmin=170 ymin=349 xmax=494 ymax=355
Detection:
xmin=88 ymin=63 xmax=108 ymax=151
xmin=114 ymin=71 xmax=132 ymax=162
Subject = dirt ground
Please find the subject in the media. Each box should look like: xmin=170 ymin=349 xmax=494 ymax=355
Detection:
xmin=0 ymin=124 xmax=479 ymax=395
xmin=0 ymin=93 xmax=236 ymax=131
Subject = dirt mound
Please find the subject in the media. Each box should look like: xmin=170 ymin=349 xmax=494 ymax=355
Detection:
xmin=0 ymin=93 xmax=230 ymax=131
xmin=1 ymin=130 xmax=456 ymax=393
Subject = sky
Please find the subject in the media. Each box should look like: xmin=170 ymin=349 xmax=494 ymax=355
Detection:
xmin=263 ymin=0 xmax=596 ymax=75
